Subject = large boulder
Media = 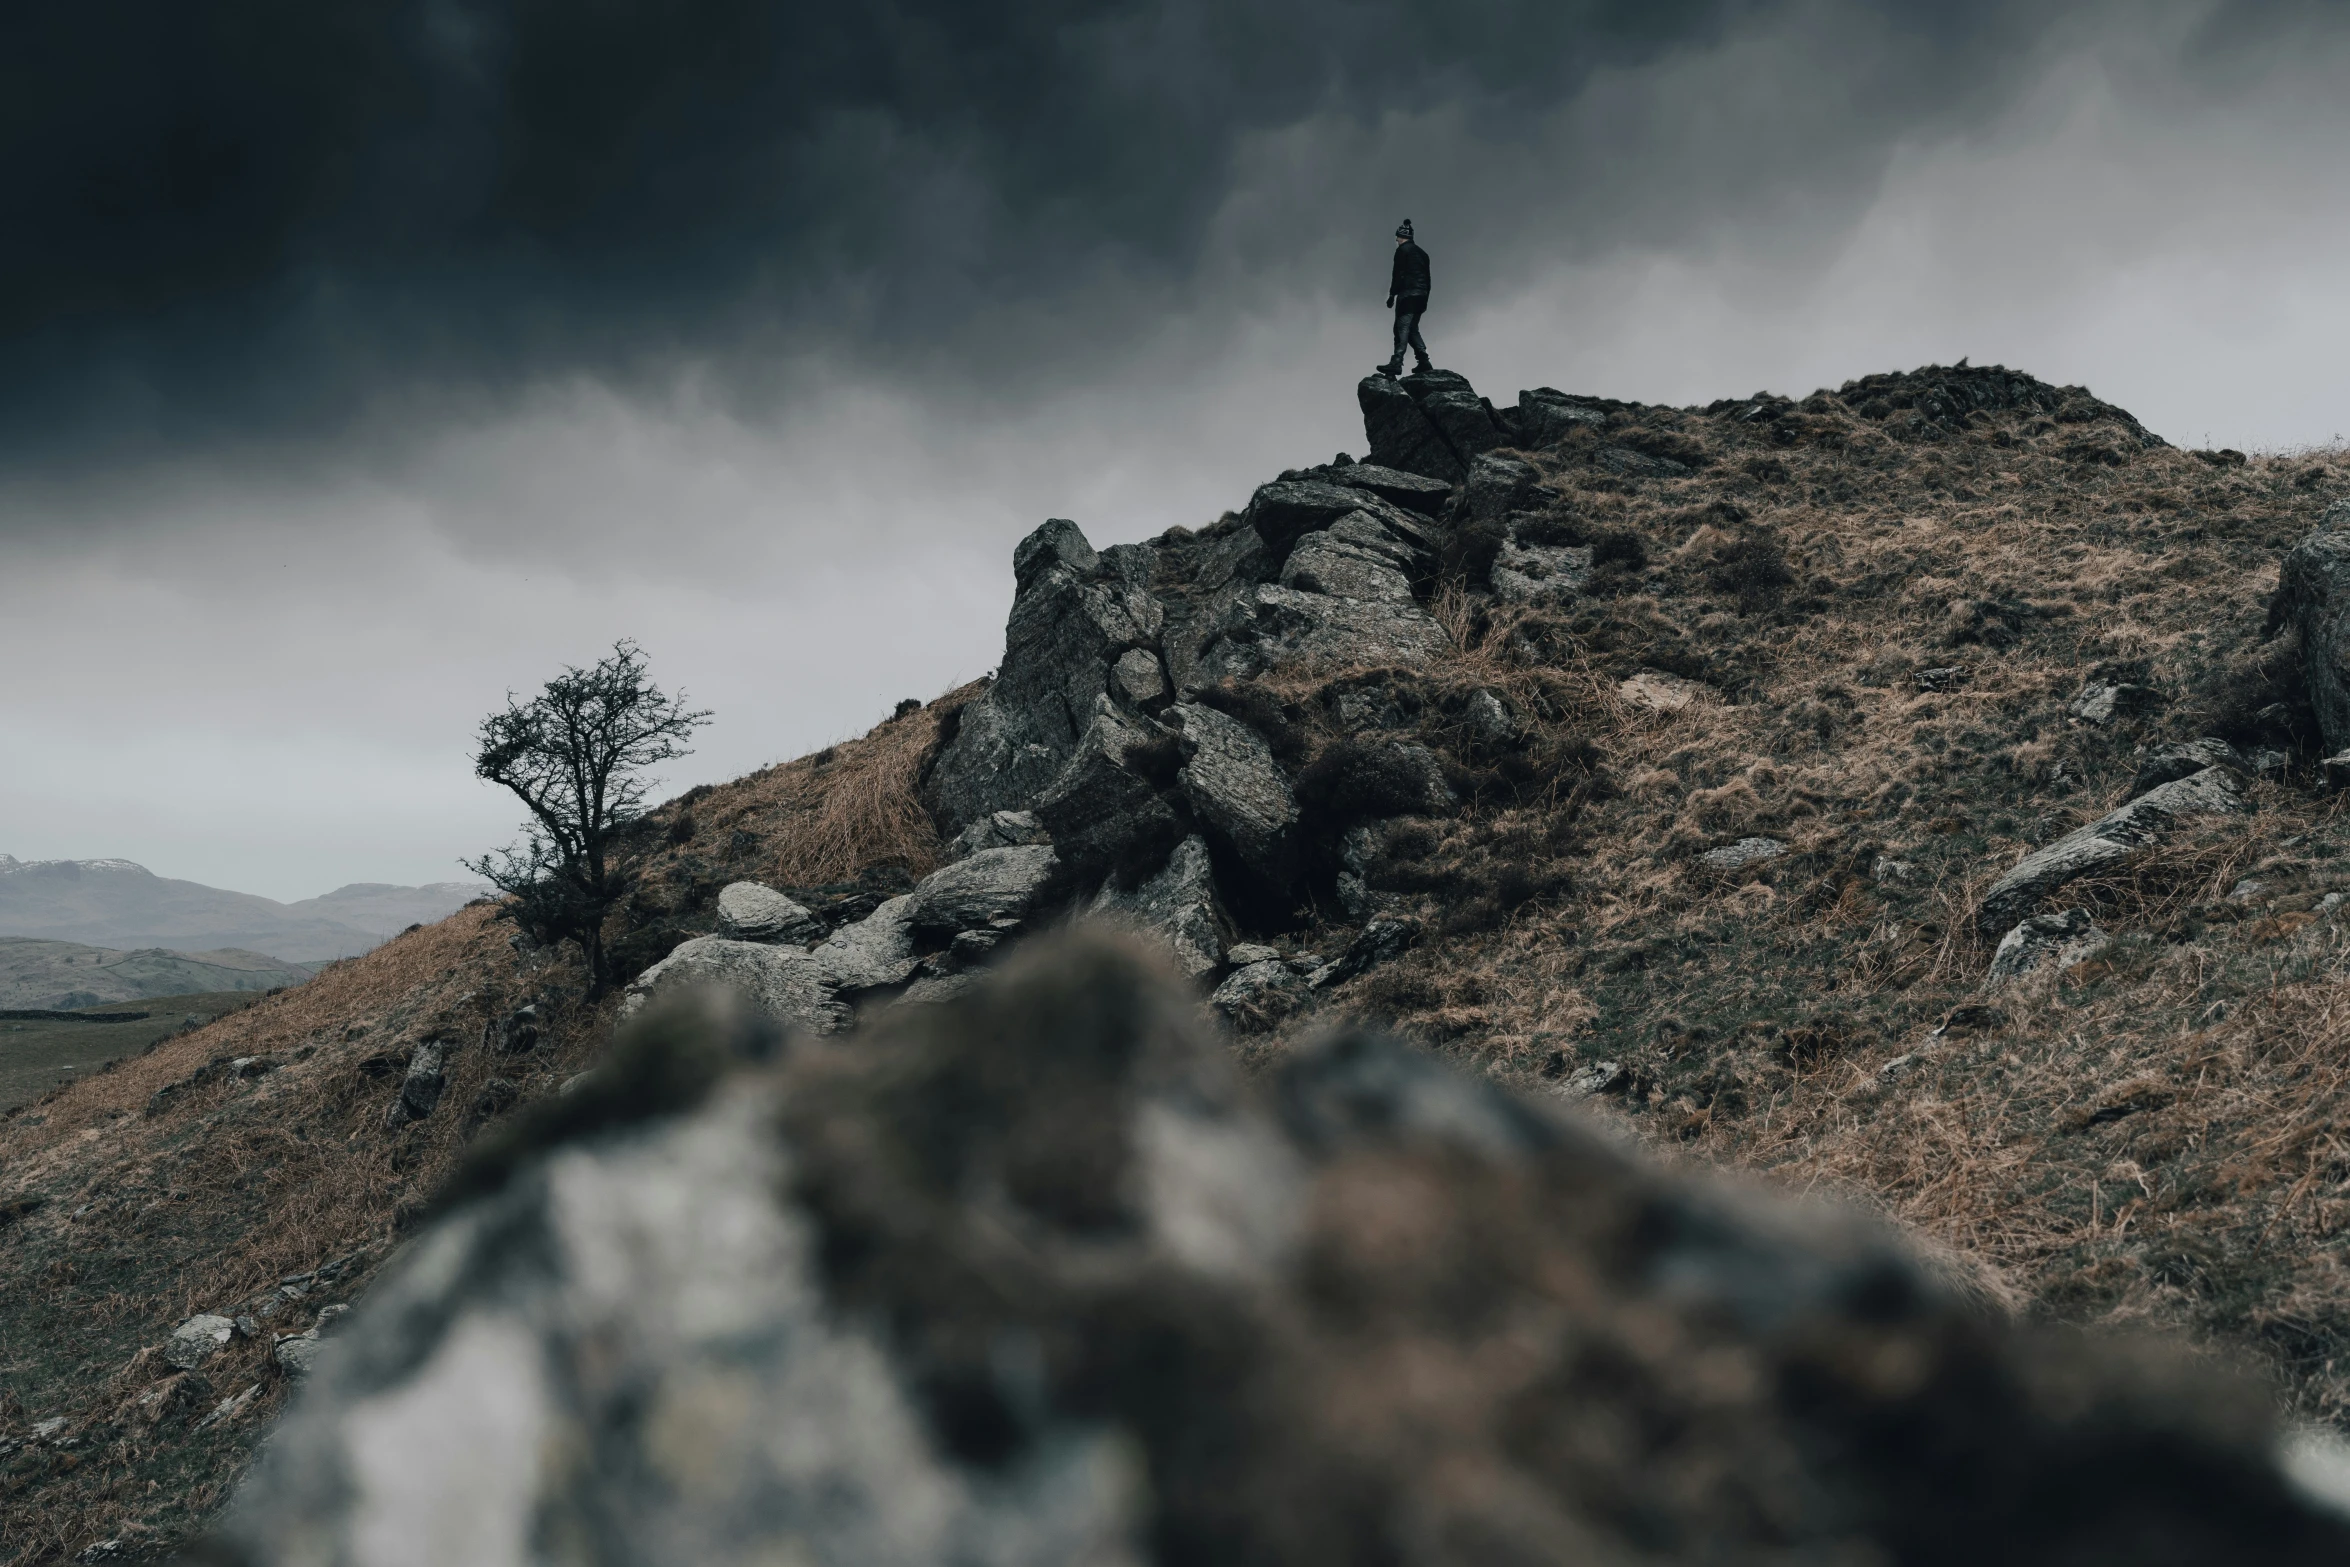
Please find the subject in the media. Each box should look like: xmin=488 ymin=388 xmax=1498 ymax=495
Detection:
xmin=925 ymin=518 xmax=1165 ymax=836
xmin=1358 ymin=373 xmax=1465 ymax=482
xmin=1279 ymin=529 xmax=1417 ymax=604
xmin=810 ymin=895 xmax=924 ymax=994
xmin=1977 ymin=766 xmax=2245 ymax=934
xmin=902 ymin=845 xmax=1062 ymax=936
xmin=165 ymin=1314 xmax=236 ymax=1372
xmin=943 ymin=808 xmax=1052 ymax=861
xmin=1190 ymin=583 xmax=1450 ymax=686
xmin=2273 ymin=522 xmax=2350 ymax=752
xmin=1243 ymin=480 xmax=1441 ymax=568
xmin=1172 ymin=704 xmax=1298 ymax=881
xmin=715 ymin=882 xmax=823 ymax=945
xmin=622 ymin=936 xmax=853 ymax=1035
xmin=1327 ymin=461 xmax=1453 ymax=515
xmin=1031 ymin=702 xmax=1187 ymax=885
xmin=2129 ymin=738 xmax=2248 ymax=801
xmin=1090 ymin=836 xmax=1228 ymax=977
xmin=382 ymin=1039 xmax=450 ymax=1130
xmin=1457 ymin=452 xmax=1548 ymax=526
xmin=219 ymin=932 xmax=2350 ymax=1566
xmin=1517 ymin=387 xmax=1612 ymax=447
xmin=1403 ymin=369 xmax=1505 ymax=465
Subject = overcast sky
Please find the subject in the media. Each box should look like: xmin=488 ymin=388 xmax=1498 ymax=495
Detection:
xmin=4 ymin=0 xmax=2348 ymax=901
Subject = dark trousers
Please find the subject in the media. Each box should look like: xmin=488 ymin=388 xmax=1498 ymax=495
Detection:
xmin=1389 ymin=296 xmax=1430 ymax=368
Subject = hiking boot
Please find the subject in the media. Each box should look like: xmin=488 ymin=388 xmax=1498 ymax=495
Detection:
xmin=1412 ymin=359 xmax=1436 ymax=376
xmin=1375 ymin=362 xmax=1401 ymax=379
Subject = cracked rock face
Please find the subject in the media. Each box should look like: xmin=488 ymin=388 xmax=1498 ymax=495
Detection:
xmin=217 ymin=932 xmax=2350 ymax=1567
xmin=1090 ymin=837 xmax=1227 ymax=977
xmin=927 ymin=518 xmax=1165 ymax=836
xmin=1172 ymin=704 xmax=1297 ymax=878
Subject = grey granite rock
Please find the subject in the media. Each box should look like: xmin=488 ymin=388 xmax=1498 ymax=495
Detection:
xmin=1243 ymin=478 xmax=1393 ymax=562
xmin=1465 ymin=689 xmax=1520 ymax=747
xmin=1309 ymin=915 xmax=1422 ymax=989
xmin=1517 ymin=387 xmax=1611 ymax=447
xmin=926 ymin=518 xmax=1164 ymax=836
xmin=1977 ymin=765 xmax=2245 ymax=934
xmin=1279 ymin=528 xmax=1418 ymax=603
xmin=383 ymin=1039 xmax=449 ymax=1130
xmin=1032 ymin=702 xmax=1187 ymax=885
xmin=2129 ymin=738 xmax=2248 ymax=801
xmin=624 ymin=937 xmax=854 ymax=1035
xmin=1109 ymin=647 xmax=1168 ymax=707
xmin=1457 ymin=452 xmax=1547 ymax=527
xmin=1209 ymin=959 xmax=1308 ymax=1032
xmin=716 ymin=881 xmax=823 ymax=945
xmin=273 ymin=1332 xmax=330 ymax=1381
xmin=1357 ymin=372 xmax=1465 ymax=483
xmin=1326 ymin=462 xmax=1453 ymax=515
xmin=1172 ymin=703 xmax=1298 ymax=875
xmin=1402 ymin=370 xmax=1505 ymax=467
xmin=1986 ymin=909 xmax=2110 ymax=989
xmin=1702 ymin=838 xmax=1787 ymax=872
xmin=1091 ymin=836 xmax=1226 ymax=977
xmin=945 ymin=808 xmax=1053 ymax=861
xmin=1011 ymin=515 xmax=1097 ymax=587
xmin=812 ymin=895 xmax=924 ymax=994
xmin=2273 ymin=523 xmax=2350 ymax=753
xmin=2068 ymin=681 xmax=2165 ymax=725
xmin=1491 ymin=534 xmax=1592 ymax=604
xmin=1192 ymin=583 xmax=1449 ymax=684
xmin=902 ymin=846 xmax=1062 ymax=936
xmin=165 ymin=1314 xmax=236 ymax=1372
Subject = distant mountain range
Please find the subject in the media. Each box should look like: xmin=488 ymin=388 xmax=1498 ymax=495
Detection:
xmin=0 ymin=938 xmax=312 ymax=1010
xmin=0 ymin=857 xmax=489 ymax=964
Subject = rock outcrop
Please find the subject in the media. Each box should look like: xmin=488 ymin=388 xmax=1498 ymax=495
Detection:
xmin=1977 ymin=766 xmax=2246 ymax=934
xmin=925 ymin=518 xmax=1166 ymax=836
xmin=218 ymin=934 xmax=2350 ymax=1565
xmin=2273 ymin=522 xmax=2350 ymax=754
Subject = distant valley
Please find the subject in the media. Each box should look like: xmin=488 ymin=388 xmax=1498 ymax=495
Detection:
xmin=0 ymin=938 xmax=311 ymax=1010
xmin=0 ymin=856 xmax=487 ymax=964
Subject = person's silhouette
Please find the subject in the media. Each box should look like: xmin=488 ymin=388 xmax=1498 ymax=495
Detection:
xmin=1380 ymin=220 xmax=1434 ymax=379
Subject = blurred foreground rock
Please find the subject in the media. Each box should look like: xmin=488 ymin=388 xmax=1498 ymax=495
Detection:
xmin=212 ymin=929 xmax=2350 ymax=1567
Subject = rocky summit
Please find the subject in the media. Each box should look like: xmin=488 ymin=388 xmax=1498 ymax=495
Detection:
xmin=12 ymin=361 xmax=2350 ymax=1561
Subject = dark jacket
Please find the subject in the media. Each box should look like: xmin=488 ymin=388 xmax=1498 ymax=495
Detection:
xmin=1389 ymin=240 xmax=1430 ymax=303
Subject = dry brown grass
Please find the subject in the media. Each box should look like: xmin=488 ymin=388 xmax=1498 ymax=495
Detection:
xmin=634 ymin=680 xmax=979 ymax=895
xmin=10 ymin=368 xmax=2350 ymax=1557
xmin=1242 ymin=373 xmax=2350 ymax=1423
xmin=0 ymin=907 xmax=622 ymax=1559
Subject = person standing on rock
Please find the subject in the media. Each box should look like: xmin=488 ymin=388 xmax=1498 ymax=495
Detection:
xmin=1379 ymin=219 xmax=1435 ymax=379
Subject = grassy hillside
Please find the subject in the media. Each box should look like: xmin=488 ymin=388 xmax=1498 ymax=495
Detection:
xmin=3 ymin=364 xmax=2349 ymax=1559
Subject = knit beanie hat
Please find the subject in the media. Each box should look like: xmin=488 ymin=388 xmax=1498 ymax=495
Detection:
xmin=1395 ymin=218 xmax=1414 ymax=240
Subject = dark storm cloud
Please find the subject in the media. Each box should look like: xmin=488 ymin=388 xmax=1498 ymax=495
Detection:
xmin=0 ymin=0 xmax=2133 ymax=465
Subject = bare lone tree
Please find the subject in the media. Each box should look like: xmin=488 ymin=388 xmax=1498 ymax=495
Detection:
xmin=466 ymin=641 xmax=710 ymax=995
